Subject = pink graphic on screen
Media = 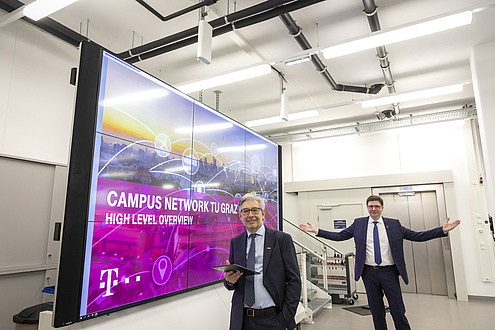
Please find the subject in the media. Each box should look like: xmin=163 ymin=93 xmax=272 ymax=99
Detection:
xmin=84 ymin=179 xmax=277 ymax=313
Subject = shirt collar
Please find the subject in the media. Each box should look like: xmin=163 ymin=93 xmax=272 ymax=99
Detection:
xmin=368 ymin=216 xmax=383 ymax=224
xmin=247 ymin=224 xmax=265 ymax=237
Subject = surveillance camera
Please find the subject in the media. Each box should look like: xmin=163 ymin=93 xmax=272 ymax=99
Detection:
xmin=375 ymin=111 xmax=386 ymax=120
xmin=382 ymin=109 xmax=395 ymax=118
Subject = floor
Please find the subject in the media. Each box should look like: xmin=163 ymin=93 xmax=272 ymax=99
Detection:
xmin=300 ymin=292 xmax=495 ymax=330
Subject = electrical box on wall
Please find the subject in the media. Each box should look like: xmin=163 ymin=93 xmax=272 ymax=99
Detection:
xmin=476 ymin=214 xmax=493 ymax=283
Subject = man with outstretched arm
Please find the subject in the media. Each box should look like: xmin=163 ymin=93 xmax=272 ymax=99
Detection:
xmin=300 ymin=195 xmax=460 ymax=330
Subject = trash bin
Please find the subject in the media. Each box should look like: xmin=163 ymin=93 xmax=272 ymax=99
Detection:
xmin=13 ymin=302 xmax=53 ymax=329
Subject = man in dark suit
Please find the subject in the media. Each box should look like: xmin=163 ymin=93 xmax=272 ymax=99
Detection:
xmin=300 ymin=195 xmax=460 ymax=330
xmin=224 ymin=193 xmax=301 ymax=330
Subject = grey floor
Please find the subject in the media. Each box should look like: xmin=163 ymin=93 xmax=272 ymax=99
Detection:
xmin=300 ymin=292 xmax=495 ymax=330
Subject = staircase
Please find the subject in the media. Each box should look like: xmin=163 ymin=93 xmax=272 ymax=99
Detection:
xmin=284 ymin=218 xmax=358 ymax=325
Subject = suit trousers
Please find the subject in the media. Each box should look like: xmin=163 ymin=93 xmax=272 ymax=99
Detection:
xmin=241 ymin=311 xmax=286 ymax=330
xmin=361 ymin=265 xmax=411 ymax=330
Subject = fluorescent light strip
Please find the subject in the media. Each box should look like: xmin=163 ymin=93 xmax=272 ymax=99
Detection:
xmin=246 ymin=110 xmax=319 ymax=127
xmin=246 ymin=117 xmax=284 ymax=127
xmin=177 ymin=64 xmax=271 ymax=93
xmin=175 ymin=122 xmax=233 ymax=134
xmin=323 ymin=11 xmax=472 ymax=59
xmin=288 ymin=109 xmax=319 ymax=120
xmin=23 ymin=0 xmax=79 ymax=21
xmin=285 ymin=56 xmax=311 ymax=66
xmin=360 ymin=84 xmax=464 ymax=108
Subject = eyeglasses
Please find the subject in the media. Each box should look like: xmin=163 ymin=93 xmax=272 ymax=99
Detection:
xmin=367 ymin=205 xmax=382 ymax=209
xmin=240 ymin=207 xmax=262 ymax=216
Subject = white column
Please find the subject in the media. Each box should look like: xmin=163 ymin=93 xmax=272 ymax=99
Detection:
xmin=471 ymin=42 xmax=495 ymax=217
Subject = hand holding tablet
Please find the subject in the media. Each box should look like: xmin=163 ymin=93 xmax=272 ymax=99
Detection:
xmin=213 ymin=263 xmax=260 ymax=276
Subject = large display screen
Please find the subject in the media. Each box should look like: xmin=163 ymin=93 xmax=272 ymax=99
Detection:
xmin=53 ymin=41 xmax=281 ymax=327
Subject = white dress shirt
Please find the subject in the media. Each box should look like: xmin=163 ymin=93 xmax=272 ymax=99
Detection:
xmin=365 ymin=216 xmax=394 ymax=266
xmin=245 ymin=225 xmax=276 ymax=308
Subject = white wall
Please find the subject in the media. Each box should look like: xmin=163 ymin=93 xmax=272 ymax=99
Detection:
xmin=0 ymin=15 xmax=78 ymax=330
xmin=283 ymin=120 xmax=495 ymax=298
xmin=471 ymin=42 xmax=495 ymax=217
xmin=0 ymin=18 xmax=77 ymax=164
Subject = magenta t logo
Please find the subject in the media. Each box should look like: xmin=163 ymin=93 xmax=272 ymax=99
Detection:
xmin=100 ymin=268 xmax=119 ymax=297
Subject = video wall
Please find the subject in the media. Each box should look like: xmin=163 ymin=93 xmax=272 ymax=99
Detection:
xmin=53 ymin=41 xmax=281 ymax=327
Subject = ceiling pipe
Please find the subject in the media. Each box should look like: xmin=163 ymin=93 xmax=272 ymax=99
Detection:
xmin=135 ymin=0 xmax=218 ymax=22
xmin=117 ymin=0 xmax=298 ymax=60
xmin=279 ymin=13 xmax=384 ymax=94
xmin=362 ymin=0 xmax=400 ymax=113
xmin=123 ymin=0 xmax=325 ymax=64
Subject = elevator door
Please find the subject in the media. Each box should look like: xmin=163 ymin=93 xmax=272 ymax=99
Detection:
xmin=380 ymin=192 xmax=448 ymax=295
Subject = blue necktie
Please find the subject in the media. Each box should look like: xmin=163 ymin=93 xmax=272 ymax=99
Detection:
xmin=245 ymin=233 xmax=256 ymax=307
xmin=373 ymin=221 xmax=382 ymax=265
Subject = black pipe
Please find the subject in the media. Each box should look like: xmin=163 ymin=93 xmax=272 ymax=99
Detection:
xmin=135 ymin=0 xmax=218 ymax=22
xmin=362 ymin=0 xmax=399 ymax=111
xmin=279 ymin=13 xmax=337 ymax=89
xmin=125 ymin=0 xmax=325 ymax=63
xmin=279 ymin=13 xmax=383 ymax=94
xmin=362 ymin=0 xmax=395 ymax=91
xmin=117 ymin=0 xmax=298 ymax=59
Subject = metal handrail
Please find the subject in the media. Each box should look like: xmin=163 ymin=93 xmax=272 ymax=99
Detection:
xmin=293 ymin=240 xmax=325 ymax=261
xmin=284 ymin=217 xmax=344 ymax=255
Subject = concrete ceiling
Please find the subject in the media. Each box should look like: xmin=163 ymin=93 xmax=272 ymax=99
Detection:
xmin=7 ymin=0 xmax=495 ymax=138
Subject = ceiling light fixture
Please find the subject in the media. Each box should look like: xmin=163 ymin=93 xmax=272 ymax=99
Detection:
xmin=284 ymin=56 xmax=311 ymax=66
xmin=246 ymin=110 xmax=319 ymax=127
xmin=246 ymin=116 xmax=283 ymax=127
xmin=177 ymin=64 xmax=272 ymax=94
xmin=23 ymin=0 xmax=80 ymax=21
xmin=322 ymin=10 xmax=473 ymax=59
xmin=0 ymin=0 xmax=80 ymax=27
xmin=289 ymin=109 xmax=319 ymax=120
xmin=360 ymin=84 xmax=464 ymax=108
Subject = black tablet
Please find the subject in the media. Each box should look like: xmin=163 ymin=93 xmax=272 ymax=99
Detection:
xmin=212 ymin=264 xmax=260 ymax=276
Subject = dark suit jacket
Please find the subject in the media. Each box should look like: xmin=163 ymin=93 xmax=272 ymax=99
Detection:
xmin=317 ymin=217 xmax=447 ymax=284
xmin=224 ymin=226 xmax=301 ymax=330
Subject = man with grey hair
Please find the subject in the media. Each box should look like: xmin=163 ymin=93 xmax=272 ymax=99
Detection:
xmin=224 ymin=193 xmax=301 ymax=330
